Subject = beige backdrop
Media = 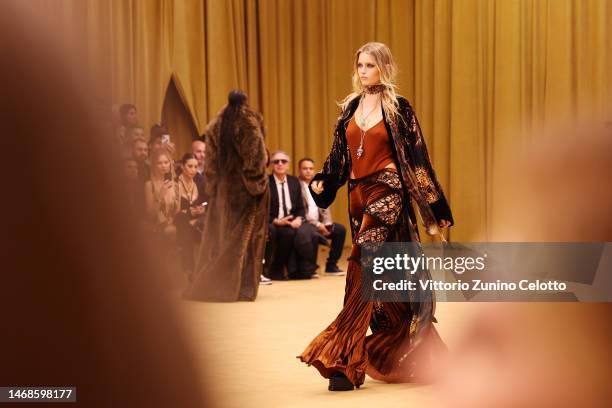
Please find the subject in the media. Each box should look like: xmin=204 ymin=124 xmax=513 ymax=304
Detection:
xmin=39 ymin=0 xmax=612 ymax=241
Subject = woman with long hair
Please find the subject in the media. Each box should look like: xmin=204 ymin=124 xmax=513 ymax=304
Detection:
xmin=183 ymin=90 xmax=269 ymax=301
xmin=144 ymin=147 xmax=178 ymax=238
xmin=174 ymin=153 xmax=206 ymax=282
xmin=298 ymin=42 xmax=454 ymax=391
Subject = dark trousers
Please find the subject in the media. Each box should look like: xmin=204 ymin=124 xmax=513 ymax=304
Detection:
xmin=175 ymin=212 xmax=201 ymax=273
xmin=265 ymin=222 xmax=318 ymax=280
xmin=325 ymin=222 xmax=346 ymax=267
xmin=265 ymin=224 xmax=296 ymax=280
xmin=292 ymin=223 xmax=319 ymax=279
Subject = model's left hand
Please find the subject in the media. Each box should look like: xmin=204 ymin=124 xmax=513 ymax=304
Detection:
xmin=311 ymin=180 xmax=324 ymax=195
xmin=439 ymin=219 xmax=451 ymax=228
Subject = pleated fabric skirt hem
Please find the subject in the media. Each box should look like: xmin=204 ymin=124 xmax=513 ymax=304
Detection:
xmin=296 ymin=355 xmax=365 ymax=388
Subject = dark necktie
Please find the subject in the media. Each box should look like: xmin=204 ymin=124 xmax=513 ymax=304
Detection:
xmin=280 ymin=180 xmax=288 ymax=217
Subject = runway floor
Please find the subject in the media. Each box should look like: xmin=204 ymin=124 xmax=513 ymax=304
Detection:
xmin=178 ymin=247 xmax=483 ymax=408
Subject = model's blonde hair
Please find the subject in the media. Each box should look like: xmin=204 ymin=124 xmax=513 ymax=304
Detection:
xmin=339 ymin=42 xmax=400 ymax=122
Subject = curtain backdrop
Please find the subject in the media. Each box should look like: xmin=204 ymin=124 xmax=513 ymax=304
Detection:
xmin=37 ymin=0 xmax=611 ymax=241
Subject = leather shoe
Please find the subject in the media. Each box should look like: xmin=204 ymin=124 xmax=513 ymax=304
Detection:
xmin=325 ymin=264 xmax=345 ymax=274
xmin=328 ymin=372 xmax=354 ymax=391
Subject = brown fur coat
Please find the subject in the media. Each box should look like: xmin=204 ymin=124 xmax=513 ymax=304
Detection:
xmin=184 ymin=107 xmax=269 ymax=301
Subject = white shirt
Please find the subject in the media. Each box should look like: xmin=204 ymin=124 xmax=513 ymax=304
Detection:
xmin=273 ymin=174 xmax=292 ymax=218
xmin=300 ymin=179 xmax=320 ymax=226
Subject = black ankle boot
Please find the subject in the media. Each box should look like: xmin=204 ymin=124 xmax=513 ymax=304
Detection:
xmin=328 ymin=372 xmax=355 ymax=391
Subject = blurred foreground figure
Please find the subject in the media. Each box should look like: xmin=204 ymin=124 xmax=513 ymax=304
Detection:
xmin=0 ymin=2 xmax=211 ymax=407
xmin=183 ymin=90 xmax=269 ymax=301
xmin=435 ymin=125 xmax=612 ymax=407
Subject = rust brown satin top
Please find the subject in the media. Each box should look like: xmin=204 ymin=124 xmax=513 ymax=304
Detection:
xmin=346 ymin=115 xmax=395 ymax=179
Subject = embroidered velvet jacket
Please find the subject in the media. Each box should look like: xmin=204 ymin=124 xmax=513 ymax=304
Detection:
xmin=309 ymin=95 xmax=453 ymax=242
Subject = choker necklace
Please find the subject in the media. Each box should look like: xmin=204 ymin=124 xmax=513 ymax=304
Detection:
xmin=364 ymin=84 xmax=386 ymax=94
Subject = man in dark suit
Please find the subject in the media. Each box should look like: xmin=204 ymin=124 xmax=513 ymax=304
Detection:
xmin=265 ymin=150 xmax=316 ymax=280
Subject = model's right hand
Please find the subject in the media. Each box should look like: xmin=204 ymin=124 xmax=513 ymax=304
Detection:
xmin=311 ymin=180 xmax=324 ymax=194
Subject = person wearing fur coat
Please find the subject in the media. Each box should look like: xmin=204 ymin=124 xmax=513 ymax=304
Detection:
xmin=184 ymin=90 xmax=270 ymax=302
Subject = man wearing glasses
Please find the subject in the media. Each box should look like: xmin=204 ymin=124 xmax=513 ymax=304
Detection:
xmin=264 ymin=150 xmax=317 ymax=280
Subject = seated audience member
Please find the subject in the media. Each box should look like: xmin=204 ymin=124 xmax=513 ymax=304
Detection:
xmin=265 ymin=150 xmax=316 ymax=280
xmin=130 ymin=136 xmax=150 ymax=212
xmin=115 ymin=103 xmax=138 ymax=145
xmin=298 ymin=157 xmax=347 ymax=275
xmin=122 ymin=157 xmax=140 ymax=216
xmin=120 ymin=125 xmax=146 ymax=158
xmin=131 ymin=137 xmax=149 ymax=167
xmin=175 ymin=154 xmax=206 ymax=282
xmin=144 ymin=148 xmax=178 ymax=240
xmin=123 ymin=157 xmax=139 ymax=180
xmin=120 ymin=103 xmax=138 ymax=127
xmin=126 ymin=125 xmax=145 ymax=141
xmin=191 ymin=137 xmax=208 ymax=203
xmin=149 ymin=124 xmax=176 ymax=158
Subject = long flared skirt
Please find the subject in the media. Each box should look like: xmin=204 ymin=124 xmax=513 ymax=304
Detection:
xmin=297 ymin=168 xmax=445 ymax=387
